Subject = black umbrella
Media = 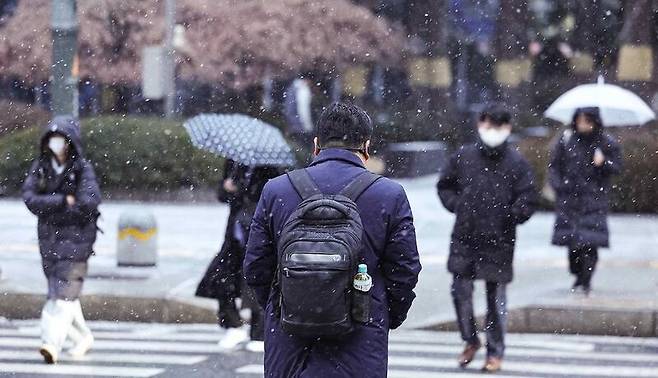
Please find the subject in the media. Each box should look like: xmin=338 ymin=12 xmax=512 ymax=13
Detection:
xmin=183 ymin=113 xmax=297 ymax=167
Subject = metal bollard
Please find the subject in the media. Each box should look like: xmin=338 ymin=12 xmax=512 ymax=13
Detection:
xmin=117 ymin=210 xmax=158 ymax=267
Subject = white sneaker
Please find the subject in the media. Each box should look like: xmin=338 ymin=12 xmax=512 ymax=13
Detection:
xmin=245 ymin=340 xmax=265 ymax=353
xmin=217 ymin=326 xmax=250 ymax=352
xmin=39 ymin=344 xmax=58 ymax=364
xmin=68 ymin=334 xmax=94 ymax=358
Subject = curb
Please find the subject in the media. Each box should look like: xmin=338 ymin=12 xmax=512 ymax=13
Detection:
xmin=0 ymin=293 xmax=216 ymax=324
xmin=425 ymin=305 xmax=658 ymax=337
xmin=2 ymin=293 xmax=656 ymax=337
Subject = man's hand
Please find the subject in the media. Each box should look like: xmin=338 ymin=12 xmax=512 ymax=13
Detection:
xmin=593 ymin=148 xmax=605 ymax=167
xmin=223 ymin=178 xmax=238 ymax=193
xmin=66 ymin=195 xmax=76 ymax=206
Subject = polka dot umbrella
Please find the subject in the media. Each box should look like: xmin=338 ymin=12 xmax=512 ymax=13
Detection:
xmin=183 ymin=113 xmax=297 ymax=167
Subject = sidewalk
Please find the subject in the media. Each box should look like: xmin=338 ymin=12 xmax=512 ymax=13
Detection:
xmin=1 ymin=177 xmax=657 ymax=335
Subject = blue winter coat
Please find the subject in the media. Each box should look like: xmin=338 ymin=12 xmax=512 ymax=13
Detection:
xmin=437 ymin=142 xmax=537 ymax=283
xmin=244 ymin=148 xmax=421 ymax=378
xmin=22 ymin=117 xmax=101 ymax=298
xmin=549 ymin=129 xmax=622 ymax=248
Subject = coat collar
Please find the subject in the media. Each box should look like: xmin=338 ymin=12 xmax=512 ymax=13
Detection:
xmin=309 ymin=148 xmax=366 ymax=168
xmin=476 ymin=141 xmax=508 ymax=160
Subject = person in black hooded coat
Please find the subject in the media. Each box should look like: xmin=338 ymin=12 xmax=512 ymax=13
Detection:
xmin=549 ymin=107 xmax=622 ymax=294
xmin=22 ymin=116 xmax=101 ymax=364
xmin=196 ymin=160 xmax=282 ymax=351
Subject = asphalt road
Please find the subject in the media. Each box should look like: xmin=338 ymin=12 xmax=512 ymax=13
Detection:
xmin=1 ymin=320 xmax=657 ymax=378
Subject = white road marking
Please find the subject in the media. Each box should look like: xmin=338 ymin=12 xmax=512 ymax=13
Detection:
xmin=390 ymin=332 xmax=596 ymax=351
xmin=0 ymin=362 xmax=163 ymax=377
xmin=387 ymin=356 xmax=658 ymax=377
xmin=0 ymin=350 xmax=206 ymax=365
xmin=235 ymin=363 xmax=541 ymax=378
xmin=387 ymin=342 xmax=658 ymax=363
xmin=0 ymin=337 xmax=218 ymax=354
xmin=7 ymin=327 xmax=221 ymax=342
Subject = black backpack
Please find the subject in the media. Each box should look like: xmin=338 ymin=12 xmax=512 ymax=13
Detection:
xmin=276 ymin=168 xmax=381 ymax=338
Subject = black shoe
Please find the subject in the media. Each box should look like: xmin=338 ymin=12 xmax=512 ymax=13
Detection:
xmin=583 ymin=284 xmax=592 ymax=297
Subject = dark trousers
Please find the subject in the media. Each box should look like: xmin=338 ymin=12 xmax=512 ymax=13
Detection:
xmin=217 ymin=286 xmax=265 ymax=341
xmin=568 ymin=247 xmax=598 ymax=287
xmin=215 ymin=222 xmax=265 ymax=341
xmin=451 ymin=275 xmax=507 ymax=358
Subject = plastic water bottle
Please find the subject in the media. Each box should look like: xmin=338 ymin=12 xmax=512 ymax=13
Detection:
xmin=352 ymin=264 xmax=372 ymax=323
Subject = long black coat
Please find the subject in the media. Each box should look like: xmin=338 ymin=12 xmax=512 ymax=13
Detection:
xmin=437 ymin=142 xmax=537 ymax=283
xmin=196 ymin=163 xmax=282 ymax=300
xmin=22 ymin=117 xmax=101 ymax=299
xmin=244 ymin=149 xmax=421 ymax=377
xmin=549 ymin=129 xmax=622 ymax=248
xmin=196 ymin=160 xmax=249 ymax=300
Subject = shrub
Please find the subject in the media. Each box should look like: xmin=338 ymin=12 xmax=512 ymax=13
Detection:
xmin=0 ymin=116 xmax=225 ymax=198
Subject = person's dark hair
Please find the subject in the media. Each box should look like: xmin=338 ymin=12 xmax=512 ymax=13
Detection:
xmin=479 ymin=104 xmax=511 ymax=126
xmin=316 ymin=102 xmax=373 ymax=151
xmin=571 ymin=107 xmax=603 ymax=133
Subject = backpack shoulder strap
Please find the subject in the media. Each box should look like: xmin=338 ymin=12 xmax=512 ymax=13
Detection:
xmin=340 ymin=171 xmax=382 ymax=202
xmin=287 ymin=169 xmax=321 ymax=200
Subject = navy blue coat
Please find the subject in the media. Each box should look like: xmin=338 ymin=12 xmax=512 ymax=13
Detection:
xmin=244 ymin=148 xmax=421 ymax=378
xmin=549 ymin=129 xmax=622 ymax=248
xmin=22 ymin=117 xmax=101 ymax=299
xmin=437 ymin=142 xmax=537 ymax=283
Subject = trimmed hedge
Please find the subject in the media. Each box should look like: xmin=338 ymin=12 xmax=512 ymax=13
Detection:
xmin=517 ymin=126 xmax=658 ymax=213
xmin=0 ymin=116 xmax=225 ymax=198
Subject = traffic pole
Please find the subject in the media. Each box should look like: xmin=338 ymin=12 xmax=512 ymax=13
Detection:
xmin=163 ymin=0 xmax=176 ymax=118
xmin=51 ymin=0 xmax=78 ymax=117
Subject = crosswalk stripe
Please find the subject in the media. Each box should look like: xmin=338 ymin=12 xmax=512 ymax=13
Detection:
xmin=0 ymin=362 xmax=163 ymax=377
xmin=2 ymin=322 xmax=654 ymax=378
xmin=0 ymin=350 xmax=207 ymax=365
xmin=387 ymin=343 xmax=658 ymax=363
xmin=5 ymin=332 xmax=653 ymax=364
xmin=526 ymin=333 xmax=658 ymax=348
xmin=235 ymin=364 xmax=542 ymax=378
xmin=5 ymin=320 xmax=221 ymax=333
xmin=392 ymin=330 xmax=658 ymax=348
xmin=3 ymin=327 xmax=222 ymax=343
xmin=387 ymin=356 xmax=658 ymax=377
xmin=387 ymin=371 xmax=541 ymax=378
xmin=0 ymin=337 xmax=218 ymax=354
xmin=390 ymin=334 xmax=595 ymax=351
xmin=235 ymin=364 xmax=263 ymax=374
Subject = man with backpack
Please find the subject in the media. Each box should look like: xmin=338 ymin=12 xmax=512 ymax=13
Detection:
xmin=244 ymin=102 xmax=421 ymax=377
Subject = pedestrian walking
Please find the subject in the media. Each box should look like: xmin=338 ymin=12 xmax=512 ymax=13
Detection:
xmin=196 ymin=160 xmax=282 ymax=352
xmin=22 ymin=116 xmax=101 ymax=364
xmin=244 ymin=102 xmax=421 ymax=377
xmin=437 ymin=104 xmax=537 ymax=372
xmin=548 ymin=107 xmax=622 ymax=295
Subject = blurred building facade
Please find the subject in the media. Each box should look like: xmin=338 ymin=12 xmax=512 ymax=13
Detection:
xmin=0 ymin=0 xmax=656 ymax=143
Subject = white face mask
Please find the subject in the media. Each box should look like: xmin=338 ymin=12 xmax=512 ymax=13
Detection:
xmin=48 ymin=135 xmax=67 ymax=156
xmin=478 ymin=128 xmax=510 ymax=148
